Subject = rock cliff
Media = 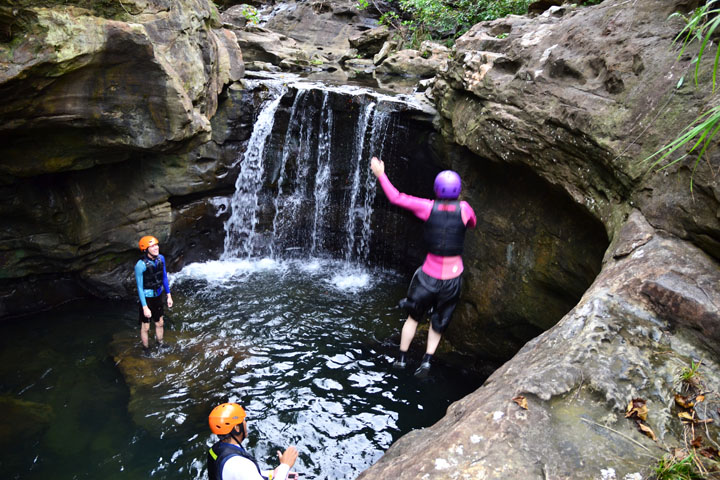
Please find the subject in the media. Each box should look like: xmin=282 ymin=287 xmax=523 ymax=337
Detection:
xmin=0 ymin=0 xmax=243 ymax=315
xmin=1 ymin=0 xmax=719 ymax=477
xmin=359 ymin=0 xmax=720 ymax=478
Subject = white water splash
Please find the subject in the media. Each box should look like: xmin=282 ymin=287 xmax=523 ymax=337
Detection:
xmin=173 ymin=258 xmax=377 ymax=292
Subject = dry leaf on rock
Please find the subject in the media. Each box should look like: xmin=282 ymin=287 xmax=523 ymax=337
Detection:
xmin=636 ymin=421 xmax=657 ymax=441
xmin=678 ymin=411 xmax=695 ymax=422
xmin=625 ymin=398 xmax=648 ymax=421
xmin=691 ymin=436 xmax=703 ymax=448
xmin=700 ymin=446 xmax=719 ymax=459
xmin=677 ymin=411 xmax=714 ymax=425
xmin=674 ymin=394 xmax=695 ymax=409
xmin=512 ymin=395 xmax=528 ymax=410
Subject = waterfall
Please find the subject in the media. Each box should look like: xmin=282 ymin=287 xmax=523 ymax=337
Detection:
xmin=222 ymin=81 xmax=417 ymax=264
xmin=222 ymin=82 xmax=287 ymax=259
xmin=357 ymin=111 xmax=393 ymax=262
xmin=343 ymin=102 xmax=375 ymax=262
xmin=311 ymin=91 xmax=333 ymax=255
xmin=269 ymin=89 xmax=308 ymax=258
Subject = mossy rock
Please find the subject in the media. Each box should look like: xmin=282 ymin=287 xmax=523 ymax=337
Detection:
xmin=0 ymin=395 xmax=54 ymax=446
xmin=110 ymin=329 xmax=251 ymax=436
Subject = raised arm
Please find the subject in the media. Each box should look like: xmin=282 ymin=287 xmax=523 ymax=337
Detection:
xmin=371 ymin=157 xmax=433 ymax=221
xmin=461 ymin=201 xmax=477 ymax=228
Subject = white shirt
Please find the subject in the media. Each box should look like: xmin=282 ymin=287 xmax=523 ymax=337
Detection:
xmin=221 ymin=455 xmax=291 ymax=480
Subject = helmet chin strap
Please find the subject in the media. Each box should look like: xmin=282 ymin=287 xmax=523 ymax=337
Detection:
xmin=229 ymin=431 xmax=242 ymax=445
xmin=229 ymin=424 xmax=245 ymax=445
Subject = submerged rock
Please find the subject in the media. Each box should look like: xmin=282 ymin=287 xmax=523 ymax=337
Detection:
xmin=0 ymin=395 xmax=53 ymax=445
xmin=110 ymin=329 xmax=251 ymax=436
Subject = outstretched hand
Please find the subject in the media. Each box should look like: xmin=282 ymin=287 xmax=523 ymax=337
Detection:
xmin=370 ymin=156 xmax=384 ymax=178
xmin=277 ymin=446 xmax=298 ymax=467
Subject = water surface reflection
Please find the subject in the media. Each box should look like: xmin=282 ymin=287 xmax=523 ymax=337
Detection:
xmin=0 ymin=259 xmax=485 ymax=479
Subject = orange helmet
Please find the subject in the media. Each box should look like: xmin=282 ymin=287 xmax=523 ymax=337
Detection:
xmin=208 ymin=403 xmax=246 ymax=435
xmin=138 ymin=236 xmax=159 ymax=251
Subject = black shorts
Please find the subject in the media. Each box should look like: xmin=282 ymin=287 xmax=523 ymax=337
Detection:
xmin=139 ymin=295 xmax=164 ymax=324
xmin=400 ymin=267 xmax=462 ymax=333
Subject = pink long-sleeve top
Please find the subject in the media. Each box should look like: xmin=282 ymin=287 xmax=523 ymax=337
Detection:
xmin=377 ymin=172 xmax=477 ymax=280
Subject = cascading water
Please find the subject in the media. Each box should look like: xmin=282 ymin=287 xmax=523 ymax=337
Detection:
xmin=222 ymin=81 xmax=287 ymax=259
xmin=221 ymin=80 xmax=404 ymax=265
xmin=346 ymin=108 xmax=393 ymax=263
xmin=310 ymin=91 xmax=333 ymax=256
xmin=343 ymin=101 xmax=376 ymax=262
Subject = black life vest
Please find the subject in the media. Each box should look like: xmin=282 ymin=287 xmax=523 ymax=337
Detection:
xmin=207 ymin=441 xmax=266 ymax=480
xmin=423 ymin=200 xmax=467 ymax=256
xmin=140 ymin=255 xmax=164 ymax=293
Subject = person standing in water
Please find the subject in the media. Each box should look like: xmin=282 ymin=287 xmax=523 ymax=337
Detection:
xmin=135 ymin=235 xmax=173 ymax=353
xmin=370 ymin=156 xmax=477 ymax=377
xmin=208 ymin=403 xmax=299 ymax=480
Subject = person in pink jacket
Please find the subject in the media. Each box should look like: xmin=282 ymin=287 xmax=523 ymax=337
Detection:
xmin=370 ymin=156 xmax=477 ymax=377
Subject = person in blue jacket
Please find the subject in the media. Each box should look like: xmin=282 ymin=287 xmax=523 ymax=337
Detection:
xmin=135 ymin=235 xmax=173 ymax=351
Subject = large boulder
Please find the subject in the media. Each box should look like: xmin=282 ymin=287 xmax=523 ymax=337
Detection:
xmin=0 ymin=0 xmax=243 ymax=177
xmin=376 ymin=41 xmax=450 ymax=78
xmin=349 ymin=25 xmax=391 ymax=58
xmin=256 ymin=0 xmax=379 ymax=66
xmin=0 ymin=0 xmax=248 ymax=317
xmin=229 ymin=24 xmax=311 ymax=70
xmin=360 ymin=211 xmax=720 ymax=478
xmin=360 ymin=0 xmax=720 ymax=477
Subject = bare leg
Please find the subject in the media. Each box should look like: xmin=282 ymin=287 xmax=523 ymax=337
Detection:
xmin=399 ymin=316 xmax=418 ymax=352
xmin=156 ymin=317 xmax=164 ymax=344
xmin=140 ymin=322 xmax=150 ymax=348
xmin=426 ymin=326 xmax=442 ymax=355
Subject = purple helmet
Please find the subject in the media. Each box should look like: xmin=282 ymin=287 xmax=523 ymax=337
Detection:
xmin=434 ymin=170 xmax=461 ymax=199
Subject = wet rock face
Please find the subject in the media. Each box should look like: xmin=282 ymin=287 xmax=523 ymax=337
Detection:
xmin=446 ymin=151 xmax=607 ymax=363
xmin=0 ymin=0 xmax=243 ymax=178
xmin=360 ymin=0 xmax=720 ymax=477
xmin=431 ymin=0 xmax=719 ymax=257
xmin=360 ymin=212 xmax=720 ymax=480
xmin=0 ymin=0 xmax=244 ymax=316
xmin=0 ymin=79 xmax=267 ymax=317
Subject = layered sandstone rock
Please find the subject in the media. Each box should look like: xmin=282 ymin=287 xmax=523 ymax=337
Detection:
xmin=0 ymin=0 xmax=244 ymax=316
xmin=360 ymin=0 xmax=720 ymax=478
xmin=360 ymin=211 xmax=720 ymax=479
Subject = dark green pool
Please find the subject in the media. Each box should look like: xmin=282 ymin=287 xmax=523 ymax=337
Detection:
xmin=0 ymin=258 xmax=485 ymax=479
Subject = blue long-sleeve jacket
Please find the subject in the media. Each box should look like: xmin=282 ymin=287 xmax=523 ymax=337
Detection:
xmin=135 ymin=254 xmax=170 ymax=307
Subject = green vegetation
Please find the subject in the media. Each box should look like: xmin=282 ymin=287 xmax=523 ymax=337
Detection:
xmin=357 ymin=0 xmax=532 ymax=44
xmin=645 ymin=1 xmax=720 ymax=191
xmin=651 ymin=359 xmax=720 ymax=480
xmin=679 ymin=359 xmax=702 ymax=385
xmin=653 ymin=453 xmax=705 ymax=480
